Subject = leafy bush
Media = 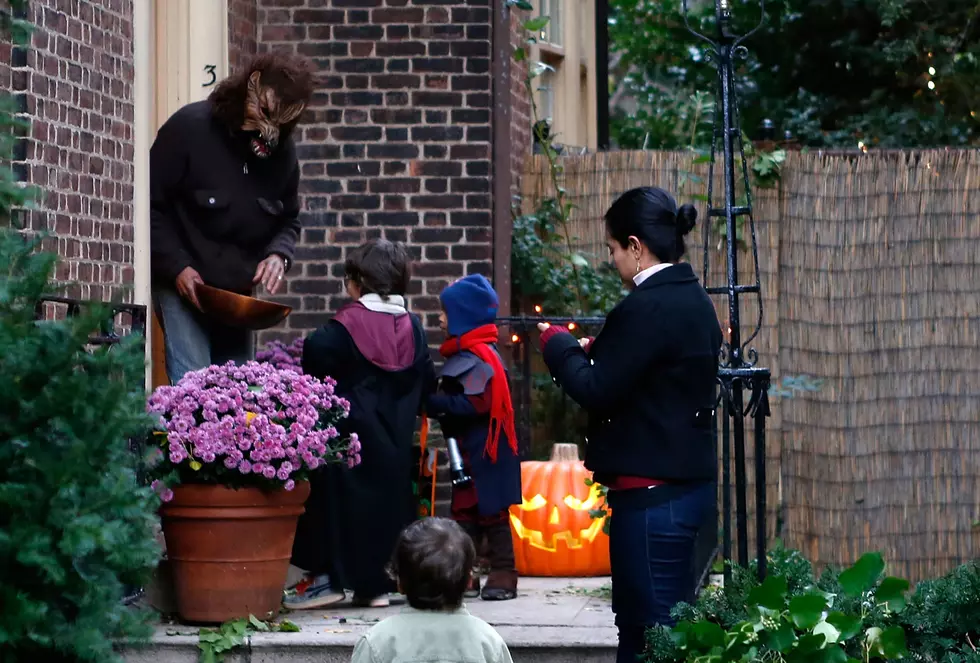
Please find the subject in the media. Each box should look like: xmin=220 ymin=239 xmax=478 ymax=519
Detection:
xmin=512 ymin=201 xmax=626 ymax=317
xmin=0 ymin=232 xmax=162 ymax=662
xmin=610 ymin=0 xmax=980 ymax=149
xmin=901 ymin=561 xmax=980 ymax=663
xmin=644 ymin=547 xmax=980 ymax=663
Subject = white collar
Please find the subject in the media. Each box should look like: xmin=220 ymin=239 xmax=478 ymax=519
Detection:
xmin=633 ymin=263 xmax=673 ymax=287
xmin=359 ymin=293 xmax=407 ymax=315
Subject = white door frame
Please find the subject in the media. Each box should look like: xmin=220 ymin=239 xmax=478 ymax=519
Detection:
xmin=132 ymin=0 xmax=229 ymax=390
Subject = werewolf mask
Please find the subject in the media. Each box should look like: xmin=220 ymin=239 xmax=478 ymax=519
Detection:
xmin=208 ymin=52 xmax=316 ymax=159
xmin=242 ymin=71 xmax=306 ymax=159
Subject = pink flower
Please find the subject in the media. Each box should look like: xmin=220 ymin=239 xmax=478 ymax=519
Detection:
xmin=284 ymin=479 xmax=296 ymax=491
xmin=150 ymin=479 xmax=175 ymax=503
xmin=146 ymin=359 xmax=361 ymax=492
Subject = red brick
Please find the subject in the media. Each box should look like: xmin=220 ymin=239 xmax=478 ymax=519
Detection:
xmin=244 ymin=1 xmax=497 ymax=348
xmin=9 ymin=0 xmax=137 ymax=303
xmin=229 ymin=0 xmax=259 ymax=72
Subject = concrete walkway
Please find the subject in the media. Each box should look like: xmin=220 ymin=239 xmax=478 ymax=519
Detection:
xmin=122 ymin=576 xmax=617 ymax=663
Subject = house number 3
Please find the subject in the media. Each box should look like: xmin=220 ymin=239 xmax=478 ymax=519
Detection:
xmin=202 ymin=64 xmax=217 ymax=87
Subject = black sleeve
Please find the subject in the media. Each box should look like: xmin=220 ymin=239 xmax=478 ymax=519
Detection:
xmin=427 ymin=382 xmax=490 ymax=418
xmin=421 ymin=358 xmax=438 ymax=417
xmin=301 ymin=322 xmax=350 ymax=381
xmin=542 ymin=302 xmax=666 ymax=412
xmin=419 ymin=320 xmax=439 ymax=416
xmin=264 ymin=154 xmax=301 ymax=270
xmin=149 ymin=111 xmax=193 ymax=283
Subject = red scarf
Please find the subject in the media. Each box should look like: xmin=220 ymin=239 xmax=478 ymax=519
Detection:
xmin=439 ymin=324 xmax=518 ymax=463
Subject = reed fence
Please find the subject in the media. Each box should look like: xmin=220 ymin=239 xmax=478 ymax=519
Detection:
xmin=519 ymin=149 xmax=980 ymax=582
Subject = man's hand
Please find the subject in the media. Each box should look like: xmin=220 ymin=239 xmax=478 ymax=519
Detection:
xmin=175 ymin=266 xmax=204 ymax=310
xmin=254 ymin=254 xmax=286 ymax=294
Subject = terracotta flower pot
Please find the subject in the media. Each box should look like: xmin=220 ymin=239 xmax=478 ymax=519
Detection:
xmin=160 ymin=481 xmax=311 ymax=624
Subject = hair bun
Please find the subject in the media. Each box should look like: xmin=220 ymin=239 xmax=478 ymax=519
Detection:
xmin=676 ymin=204 xmax=698 ymax=236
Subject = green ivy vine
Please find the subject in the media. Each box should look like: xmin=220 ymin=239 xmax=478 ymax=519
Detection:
xmin=195 ymin=614 xmax=299 ymax=663
xmin=508 ymin=1 xmax=627 ymax=317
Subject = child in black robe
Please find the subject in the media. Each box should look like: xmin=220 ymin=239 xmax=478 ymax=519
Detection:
xmin=287 ymin=239 xmax=433 ymax=609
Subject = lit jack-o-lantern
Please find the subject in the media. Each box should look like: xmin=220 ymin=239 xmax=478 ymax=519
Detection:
xmin=509 ymin=443 xmax=610 ymax=577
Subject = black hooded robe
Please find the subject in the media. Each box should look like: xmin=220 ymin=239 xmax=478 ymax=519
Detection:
xmin=291 ymin=304 xmax=434 ymax=598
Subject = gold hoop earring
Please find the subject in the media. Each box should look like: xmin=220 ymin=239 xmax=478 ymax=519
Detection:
xmin=634 ymin=257 xmax=641 ymax=275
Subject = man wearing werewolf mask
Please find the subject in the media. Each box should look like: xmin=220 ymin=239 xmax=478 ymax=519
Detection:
xmin=150 ymin=51 xmax=315 ymax=383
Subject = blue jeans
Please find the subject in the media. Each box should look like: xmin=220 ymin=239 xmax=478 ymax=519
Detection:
xmin=153 ymin=286 xmax=254 ymax=384
xmin=607 ymin=482 xmax=715 ymax=663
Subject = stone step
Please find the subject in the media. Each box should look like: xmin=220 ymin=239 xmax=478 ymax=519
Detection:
xmin=122 ymin=577 xmax=617 ymax=663
xmin=123 ymin=628 xmax=616 ymax=663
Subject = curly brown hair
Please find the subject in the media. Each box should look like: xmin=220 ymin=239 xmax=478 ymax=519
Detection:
xmin=209 ymin=50 xmax=316 ymax=132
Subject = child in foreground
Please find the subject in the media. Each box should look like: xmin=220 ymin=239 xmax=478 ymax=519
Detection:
xmin=350 ymin=518 xmax=514 ymax=663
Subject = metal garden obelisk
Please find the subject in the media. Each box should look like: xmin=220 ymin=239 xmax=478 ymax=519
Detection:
xmin=683 ymin=0 xmax=773 ymax=579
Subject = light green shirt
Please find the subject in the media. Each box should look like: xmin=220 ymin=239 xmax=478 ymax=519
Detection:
xmin=350 ymin=606 xmax=514 ymax=663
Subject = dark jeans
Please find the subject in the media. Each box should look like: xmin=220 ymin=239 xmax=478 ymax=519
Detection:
xmin=153 ymin=286 xmax=253 ymax=384
xmin=608 ymin=482 xmax=715 ymax=663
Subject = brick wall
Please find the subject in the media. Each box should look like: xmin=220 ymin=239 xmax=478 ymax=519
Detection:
xmin=256 ymin=0 xmax=495 ymax=347
xmin=0 ymin=16 xmax=12 ymax=93
xmin=228 ymin=0 xmax=258 ymax=73
xmin=13 ymin=0 xmax=136 ymax=302
xmin=509 ymin=7 xmax=532 ymax=197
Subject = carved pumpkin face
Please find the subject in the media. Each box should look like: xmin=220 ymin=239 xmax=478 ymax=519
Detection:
xmin=509 ymin=444 xmax=610 ymax=577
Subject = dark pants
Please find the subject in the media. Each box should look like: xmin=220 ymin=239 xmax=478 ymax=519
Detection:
xmin=608 ymin=483 xmax=715 ymax=663
xmin=450 ymin=470 xmax=515 ymax=572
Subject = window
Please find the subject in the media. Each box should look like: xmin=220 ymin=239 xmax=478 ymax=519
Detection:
xmin=538 ymin=67 xmax=555 ymax=121
xmin=539 ymin=0 xmax=563 ymax=47
xmin=531 ymin=0 xmax=600 ymax=150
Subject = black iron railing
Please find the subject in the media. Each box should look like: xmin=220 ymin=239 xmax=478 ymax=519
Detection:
xmin=34 ymin=295 xmax=148 ymax=346
xmin=499 ymin=315 xmax=606 ymax=458
xmin=685 ymin=0 xmax=771 ymax=580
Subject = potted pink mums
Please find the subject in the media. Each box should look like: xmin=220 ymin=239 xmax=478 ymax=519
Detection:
xmin=255 ymin=337 xmax=304 ymax=372
xmin=146 ymin=360 xmax=360 ymax=624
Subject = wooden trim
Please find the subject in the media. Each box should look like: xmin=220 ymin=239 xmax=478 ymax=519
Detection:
xmin=133 ymin=0 xmax=154 ymax=391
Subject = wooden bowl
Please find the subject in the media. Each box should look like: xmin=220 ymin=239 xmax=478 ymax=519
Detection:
xmin=195 ymin=284 xmax=291 ymax=330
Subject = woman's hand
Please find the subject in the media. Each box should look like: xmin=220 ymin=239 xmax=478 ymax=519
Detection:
xmin=537 ymin=322 xmax=573 ymax=351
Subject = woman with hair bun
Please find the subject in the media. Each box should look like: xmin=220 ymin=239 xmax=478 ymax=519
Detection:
xmin=537 ymin=186 xmax=722 ymax=663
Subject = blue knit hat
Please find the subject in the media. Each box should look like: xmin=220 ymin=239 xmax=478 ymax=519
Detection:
xmin=439 ymin=274 xmax=499 ymax=338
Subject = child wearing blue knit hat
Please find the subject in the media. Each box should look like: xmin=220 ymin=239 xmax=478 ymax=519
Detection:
xmin=426 ymin=274 xmax=522 ymax=601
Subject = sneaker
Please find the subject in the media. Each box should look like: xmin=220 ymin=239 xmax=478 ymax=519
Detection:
xmin=282 ymin=575 xmax=345 ymax=610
